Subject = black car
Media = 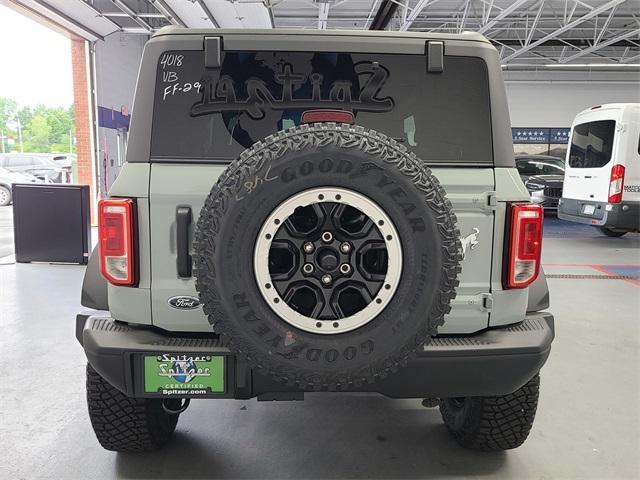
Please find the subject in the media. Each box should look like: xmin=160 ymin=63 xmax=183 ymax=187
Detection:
xmin=515 ymin=155 xmax=565 ymax=211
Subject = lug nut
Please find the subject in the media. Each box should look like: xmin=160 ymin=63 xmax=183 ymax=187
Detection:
xmin=340 ymin=242 xmax=351 ymax=253
xmin=303 ymin=242 xmax=315 ymax=253
xmin=302 ymin=263 xmax=314 ymax=274
xmin=321 ymin=231 xmax=333 ymax=243
xmin=340 ymin=263 xmax=351 ymax=274
xmin=321 ymin=274 xmax=333 ymax=285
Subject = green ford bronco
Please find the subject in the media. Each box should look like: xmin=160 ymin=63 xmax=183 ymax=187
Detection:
xmin=76 ymin=28 xmax=554 ymax=453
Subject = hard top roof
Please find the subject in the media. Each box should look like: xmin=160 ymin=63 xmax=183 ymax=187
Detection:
xmin=152 ymin=26 xmax=490 ymax=45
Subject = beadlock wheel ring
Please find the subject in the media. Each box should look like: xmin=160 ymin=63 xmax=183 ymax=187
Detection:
xmin=254 ymin=187 xmax=402 ymax=335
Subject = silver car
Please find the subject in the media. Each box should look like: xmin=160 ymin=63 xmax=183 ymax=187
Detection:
xmin=0 ymin=153 xmax=63 ymax=183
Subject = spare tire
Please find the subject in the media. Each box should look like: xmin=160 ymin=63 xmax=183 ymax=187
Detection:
xmin=194 ymin=123 xmax=461 ymax=390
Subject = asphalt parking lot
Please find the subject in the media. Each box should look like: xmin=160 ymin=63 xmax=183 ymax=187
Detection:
xmin=0 ymin=204 xmax=638 ymax=479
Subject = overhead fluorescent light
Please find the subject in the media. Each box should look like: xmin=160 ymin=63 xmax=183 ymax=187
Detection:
xmin=544 ymin=63 xmax=639 ymax=67
xmin=502 ymin=63 xmax=640 ymax=68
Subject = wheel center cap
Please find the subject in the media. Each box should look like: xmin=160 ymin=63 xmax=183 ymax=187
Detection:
xmin=317 ymin=248 xmax=339 ymax=271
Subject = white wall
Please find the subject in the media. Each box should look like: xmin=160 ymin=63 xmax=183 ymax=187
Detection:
xmin=504 ymin=72 xmax=640 ymax=127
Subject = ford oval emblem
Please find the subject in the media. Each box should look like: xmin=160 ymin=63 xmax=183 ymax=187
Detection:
xmin=168 ymin=296 xmax=201 ymax=310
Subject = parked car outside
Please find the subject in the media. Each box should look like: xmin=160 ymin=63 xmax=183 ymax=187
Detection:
xmin=50 ymin=153 xmax=75 ymax=168
xmin=0 ymin=153 xmax=64 ymax=183
xmin=49 ymin=153 xmax=75 ymax=182
xmin=0 ymin=166 xmax=40 ymax=206
xmin=516 ymin=155 xmax=565 ymax=211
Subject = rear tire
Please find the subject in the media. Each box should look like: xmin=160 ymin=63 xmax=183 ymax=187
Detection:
xmin=598 ymin=227 xmax=627 ymax=238
xmin=439 ymin=374 xmax=540 ymax=451
xmin=0 ymin=186 xmax=11 ymax=206
xmin=86 ymin=363 xmax=180 ymax=452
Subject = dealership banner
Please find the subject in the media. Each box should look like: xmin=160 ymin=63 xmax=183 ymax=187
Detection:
xmin=549 ymin=128 xmax=571 ymax=143
xmin=512 ymin=128 xmax=570 ymax=144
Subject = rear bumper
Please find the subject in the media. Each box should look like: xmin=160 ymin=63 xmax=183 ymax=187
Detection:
xmin=558 ymin=198 xmax=640 ymax=230
xmin=76 ymin=312 xmax=554 ymax=399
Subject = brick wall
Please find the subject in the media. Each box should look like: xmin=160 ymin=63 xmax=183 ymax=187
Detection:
xmin=70 ymin=36 xmax=95 ymax=210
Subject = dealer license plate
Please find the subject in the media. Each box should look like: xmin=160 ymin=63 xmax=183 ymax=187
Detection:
xmin=582 ymin=204 xmax=596 ymax=215
xmin=144 ymin=354 xmax=225 ymax=395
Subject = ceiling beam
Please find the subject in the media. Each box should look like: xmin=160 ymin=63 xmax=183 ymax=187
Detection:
xmin=620 ymin=53 xmax=640 ymax=63
xmin=148 ymin=0 xmax=185 ymax=27
xmin=478 ymin=0 xmax=531 ymax=34
xmin=363 ymin=0 xmax=380 ymax=29
xmin=595 ymin=5 xmax=617 ymax=45
xmin=501 ymin=0 xmax=627 ymax=63
xmin=398 ymin=0 xmax=442 ymax=32
xmin=109 ymin=0 xmax=152 ymax=31
xmin=195 ymin=0 xmax=220 ymax=28
xmin=481 ymin=0 xmax=494 ymax=24
xmin=564 ymin=0 xmax=578 ymax=24
xmin=457 ymin=0 xmax=470 ymax=33
xmin=318 ymin=3 xmax=329 ymax=29
xmin=369 ymin=0 xmax=399 ymax=30
xmin=197 ymin=0 xmax=272 ymax=29
xmin=525 ymin=0 xmax=545 ymax=46
xmin=560 ymin=28 xmax=640 ymax=63
xmin=101 ymin=12 xmax=165 ymax=18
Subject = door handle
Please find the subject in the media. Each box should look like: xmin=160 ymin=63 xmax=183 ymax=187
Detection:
xmin=176 ymin=207 xmax=192 ymax=278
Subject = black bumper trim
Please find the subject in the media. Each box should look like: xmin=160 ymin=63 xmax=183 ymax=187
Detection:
xmin=77 ymin=312 xmax=554 ymax=399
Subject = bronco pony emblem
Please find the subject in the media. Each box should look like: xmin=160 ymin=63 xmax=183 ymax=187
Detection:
xmin=461 ymin=227 xmax=480 ymax=259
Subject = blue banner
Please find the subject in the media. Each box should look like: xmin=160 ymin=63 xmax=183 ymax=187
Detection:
xmin=98 ymin=106 xmax=130 ymax=131
xmin=549 ymin=128 xmax=571 ymax=144
xmin=512 ymin=128 xmax=550 ymax=144
xmin=512 ymin=127 xmax=571 ymax=144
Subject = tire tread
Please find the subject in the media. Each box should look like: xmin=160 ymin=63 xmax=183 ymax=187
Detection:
xmin=86 ymin=364 xmax=178 ymax=452
xmin=440 ymin=374 xmax=540 ymax=451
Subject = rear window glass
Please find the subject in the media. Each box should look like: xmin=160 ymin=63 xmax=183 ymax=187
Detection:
xmin=568 ymin=120 xmax=615 ymax=168
xmin=151 ymin=51 xmax=493 ymax=164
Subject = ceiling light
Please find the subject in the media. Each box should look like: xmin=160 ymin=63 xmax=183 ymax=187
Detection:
xmin=544 ymin=63 xmax=639 ymax=67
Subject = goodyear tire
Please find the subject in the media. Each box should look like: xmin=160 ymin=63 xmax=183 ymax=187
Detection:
xmin=194 ymin=123 xmax=461 ymax=390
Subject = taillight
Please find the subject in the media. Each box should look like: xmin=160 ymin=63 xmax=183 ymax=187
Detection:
xmin=608 ymin=164 xmax=625 ymax=203
xmin=505 ymin=203 xmax=543 ymax=289
xmin=301 ymin=110 xmax=355 ymax=124
xmin=98 ymin=198 xmax=136 ymax=286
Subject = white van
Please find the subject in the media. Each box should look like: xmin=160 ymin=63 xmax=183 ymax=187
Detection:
xmin=558 ymin=103 xmax=640 ymax=237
